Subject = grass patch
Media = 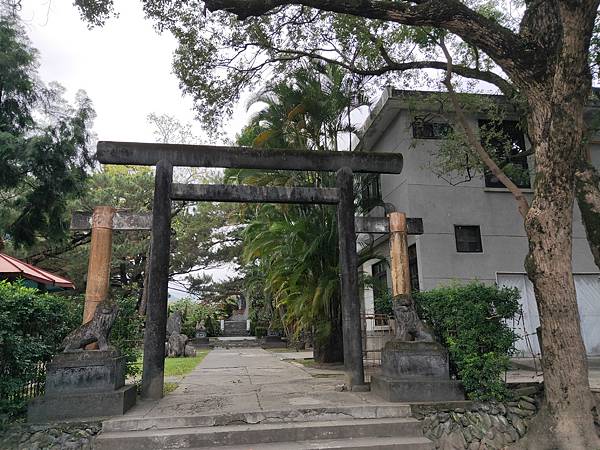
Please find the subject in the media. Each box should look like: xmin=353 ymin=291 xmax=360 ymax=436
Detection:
xmin=133 ymin=350 xmax=209 ymax=378
xmin=163 ymin=382 xmax=179 ymax=395
xmin=164 ymin=351 xmax=209 ymax=377
xmin=293 ymin=358 xmax=317 ymax=367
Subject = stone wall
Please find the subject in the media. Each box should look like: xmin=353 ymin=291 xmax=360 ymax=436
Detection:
xmin=0 ymin=421 xmax=101 ymax=449
xmin=413 ymin=385 xmax=541 ymax=450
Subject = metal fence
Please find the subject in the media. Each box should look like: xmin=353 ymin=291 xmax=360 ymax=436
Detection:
xmin=1 ymin=362 xmax=47 ymax=406
xmin=361 ymin=313 xmax=395 ymax=382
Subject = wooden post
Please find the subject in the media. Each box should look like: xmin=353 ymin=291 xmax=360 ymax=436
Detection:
xmin=336 ymin=167 xmax=365 ymax=388
xmin=141 ymin=160 xmax=173 ymax=399
xmin=388 ymin=212 xmax=411 ymax=297
xmin=83 ymin=206 xmax=115 ymax=349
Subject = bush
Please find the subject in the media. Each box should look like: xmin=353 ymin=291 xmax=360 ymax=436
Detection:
xmin=255 ymin=326 xmax=267 ymax=338
xmin=169 ymin=298 xmax=221 ymax=337
xmin=110 ymin=295 xmax=144 ymax=378
xmin=0 ymin=282 xmax=144 ymax=422
xmin=0 ymin=281 xmax=82 ymax=420
xmin=413 ymin=282 xmax=520 ymax=401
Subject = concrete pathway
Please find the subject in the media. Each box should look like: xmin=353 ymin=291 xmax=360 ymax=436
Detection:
xmin=125 ymin=348 xmax=395 ymax=419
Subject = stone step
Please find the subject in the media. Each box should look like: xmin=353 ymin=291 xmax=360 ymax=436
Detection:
xmin=94 ymin=417 xmax=425 ymax=449
xmin=103 ymin=405 xmax=413 ymax=432
xmin=196 ymin=436 xmax=434 ymax=450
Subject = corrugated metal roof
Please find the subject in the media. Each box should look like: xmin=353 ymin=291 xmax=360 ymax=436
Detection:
xmin=0 ymin=252 xmax=75 ymax=289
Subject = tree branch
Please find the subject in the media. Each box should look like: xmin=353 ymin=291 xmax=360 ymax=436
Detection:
xmin=249 ymin=42 xmax=517 ymax=97
xmin=204 ymin=0 xmax=541 ymax=81
xmin=439 ymin=38 xmax=530 ymax=219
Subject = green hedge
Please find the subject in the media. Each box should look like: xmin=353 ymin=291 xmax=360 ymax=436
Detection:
xmin=0 ymin=281 xmax=82 ymax=421
xmin=0 ymin=282 xmax=144 ymax=422
xmin=414 ymin=282 xmax=520 ymax=401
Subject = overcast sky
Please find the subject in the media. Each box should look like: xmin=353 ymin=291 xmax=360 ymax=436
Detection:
xmin=19 ymin=0 xmax=245 ymax=289
xmin=20 ymin=0 xmax=246 ymax=143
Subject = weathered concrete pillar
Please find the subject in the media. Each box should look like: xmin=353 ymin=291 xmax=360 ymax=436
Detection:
xmin=336 ymin=167 xmax=365 ymax=388
xmin=83 ymin=206 xmax=115 ymax=349
xmin=388 ymin=212 xmax=411 ymax=297
xmin=141 ymin=160 xmax=173 ymax=399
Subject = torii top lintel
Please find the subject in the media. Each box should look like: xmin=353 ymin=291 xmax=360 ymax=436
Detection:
xmin=96 ymin=141 xmax=403 ymax=174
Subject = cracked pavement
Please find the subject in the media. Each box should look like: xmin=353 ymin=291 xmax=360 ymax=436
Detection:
xmin=124 ymin=348 xmax=394 ymax=420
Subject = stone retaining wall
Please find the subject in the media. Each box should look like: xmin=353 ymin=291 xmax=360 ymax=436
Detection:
xmin=0 ymin=421 xmax=101 ymax=449
xmin=413 ymin=385 xmax=541 ymax=450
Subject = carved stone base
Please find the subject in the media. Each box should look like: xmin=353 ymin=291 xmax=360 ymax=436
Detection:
xmin=28 ymin=350 xmax=136 ymax=422
xmin=371 ymin=375 xmax=464 ymax=402
xmin=372 ymin=339 xmax=465 ymax=402
xmin=28 ymin=385 xmax=136 ymax=422
xmin=381 ymin=340 xmax=450 ymax=378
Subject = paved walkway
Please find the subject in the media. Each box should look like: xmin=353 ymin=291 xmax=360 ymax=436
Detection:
xmin=126 ymin=348 xmax=394 ymax=419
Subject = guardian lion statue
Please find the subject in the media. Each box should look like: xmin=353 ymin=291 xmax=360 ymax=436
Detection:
xmin=392 ymin=294 xmax=435 ymax=342
xmin=61 ymin=299 xmax=118 ymax=351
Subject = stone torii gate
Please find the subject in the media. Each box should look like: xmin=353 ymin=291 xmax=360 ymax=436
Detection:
xmin=96 ymin=141 xmax=404 ymax=399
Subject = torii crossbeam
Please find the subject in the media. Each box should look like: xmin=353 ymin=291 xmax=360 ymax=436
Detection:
xmin=97 ymin=141 xmax=404 ymax=399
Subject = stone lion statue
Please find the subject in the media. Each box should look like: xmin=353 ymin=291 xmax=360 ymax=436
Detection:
xmin=392 ymin=294 xmax=435 ymax=342
xmin=61 ymin=300 xmax=118 ymax=351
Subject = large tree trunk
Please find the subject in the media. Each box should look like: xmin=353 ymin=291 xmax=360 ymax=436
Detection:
xmin=576 ymin=159 xmax=600 ymax=269
xmin=313 ymin=294 xmax=344 ymax=363
xmin=516 ymin=7 xmax=599 ymax=443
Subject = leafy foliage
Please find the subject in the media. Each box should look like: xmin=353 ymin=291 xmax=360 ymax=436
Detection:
xmin=230 ymin=63 xmax=368 ymax=361
xmin=0 ymin=282 xmax=82 ymax=420
xmin=110 ymin=293 xmax=145 ymax=378
xmin=169 ymin=298 xmax=223 ymax=337
xmin=0 ymin=282 xmax=144 ymax=421
xmin=0 ymin=16 xmax=95 ymax=247
xmin=413 ymin=282 xmax=520 ymax=401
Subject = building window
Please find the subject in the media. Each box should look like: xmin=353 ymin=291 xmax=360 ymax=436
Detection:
xmin=359 ymin=174 xmax=382 ymax=211
xmin=408 ymin=244 xmax=420 ymax=292
xmin=412 ymin=116 xmax=453 ymax=139
xmin=455 ymin=225 xmax=483 ymax=253
xmin=371 ymin=260 xmax=388 ymax=305
xmin=479 ymin=120 xmax=530 ymax=189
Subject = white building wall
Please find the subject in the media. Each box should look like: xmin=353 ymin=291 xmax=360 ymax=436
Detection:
xmin=366 ymin=108 xmax=599 ymax=289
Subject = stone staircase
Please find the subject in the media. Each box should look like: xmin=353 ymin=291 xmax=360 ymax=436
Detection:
xmin=94 ymin=405 xmax=433 ymax=450
xmin=223 ymin=320 xmax=248 ymax=337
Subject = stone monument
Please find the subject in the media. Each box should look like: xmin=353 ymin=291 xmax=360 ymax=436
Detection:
xmin=164 ymin=311 xmax=196 ymax=357
xmin=28 ymin=300 xmax=136 ymax=422
xmin=371 ymin=213 xmax=464 ymax=402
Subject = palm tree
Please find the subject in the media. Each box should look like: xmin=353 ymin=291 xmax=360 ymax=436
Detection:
xmin=231 ymin=62 xmax=366 ymax=362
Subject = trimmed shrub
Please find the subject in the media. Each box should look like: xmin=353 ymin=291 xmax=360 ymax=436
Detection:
xmin=0 ymin=281 xmax=82 ymax=420
xmin=413 ymin=282 xmax=520 ymax=401
xmin=255 ymin=326 xmax=267 ymax=338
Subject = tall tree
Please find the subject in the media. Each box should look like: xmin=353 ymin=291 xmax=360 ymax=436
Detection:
xmin=0 ymin=16 xmax=95 ymax=247
xmin=75 ymin=1 xmax=600 ymax=447
xmin=230 ymin=62 xmax=364 ymax=362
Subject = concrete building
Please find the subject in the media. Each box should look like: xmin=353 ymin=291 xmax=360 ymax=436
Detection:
xmin=356 ymin=88 xmax=600 ymax=357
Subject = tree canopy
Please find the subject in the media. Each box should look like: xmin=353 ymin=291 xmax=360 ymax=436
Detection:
xmin=0 ymin=16 xmax=95 ymax=247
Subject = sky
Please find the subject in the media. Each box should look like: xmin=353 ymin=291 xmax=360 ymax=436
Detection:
xmin=19 ymin=0 xmax=246 ymax=143
xmin=19 ymin=0 xmax=243 ymax=292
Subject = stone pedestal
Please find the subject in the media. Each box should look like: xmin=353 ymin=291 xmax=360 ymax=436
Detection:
xmin=261 ymin=335 xmax=285 ymax=348
xmin=371 ymin=340 xmax=464 ymax=402
xmin=28 ymin=350 xmax=136 ymax=422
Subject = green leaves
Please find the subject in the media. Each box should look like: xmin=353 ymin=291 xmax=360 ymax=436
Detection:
xmin=0 ymin=17 xmax=96 ymax=247
xmin=0 ymin=281 xmax=83 ymax=419
xmin=414 ymin=282 xmax=520 ymax=401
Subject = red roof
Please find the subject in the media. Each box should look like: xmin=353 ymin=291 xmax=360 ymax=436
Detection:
xmin=0 ymin=252 xmax=75 ymax=289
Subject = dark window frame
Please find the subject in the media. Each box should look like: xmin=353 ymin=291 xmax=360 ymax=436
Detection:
xmin=479 ymin=119 xmax=531 ymax=189
xmin=454 ymin=225 xmax=483 ymax=253
xmin=412 ymin=116 xmax=453 ymax=140
xmin=359 ymin=174 xmax=382 ymax=211
xmin=371 ymin=260 xmax=388 ymax=303
xmin=408 ymin=244 xmax=420 ymax=292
